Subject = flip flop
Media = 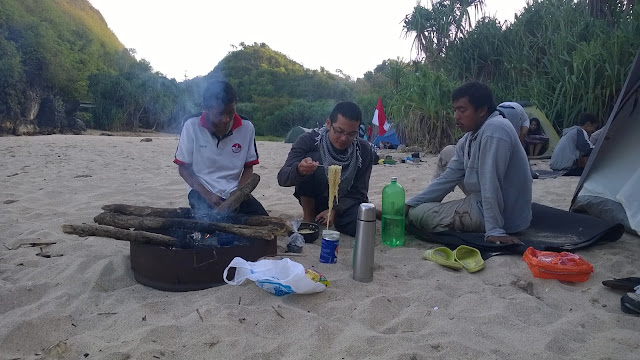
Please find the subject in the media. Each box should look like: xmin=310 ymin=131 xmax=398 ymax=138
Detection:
xmin=620 ymin=293 xmax=640 ymax=316
xmin=602 ymin=277 xmax=640 ymax=292
xmin=423 ymin=247 xmax=463 ymax=271
xmin=453 ymin=245 xmax=485 ymax=273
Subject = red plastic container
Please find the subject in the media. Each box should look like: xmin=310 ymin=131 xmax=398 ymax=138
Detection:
xmin=522 ymin=247 xmax=594 ymax=282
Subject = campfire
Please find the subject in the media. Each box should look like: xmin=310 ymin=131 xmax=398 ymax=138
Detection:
xmin=61 ymin=174 xmax=291 ymax=291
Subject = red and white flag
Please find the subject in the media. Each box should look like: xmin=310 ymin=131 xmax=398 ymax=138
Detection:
xmin=372 ymin=97 xmax=390 ymax=135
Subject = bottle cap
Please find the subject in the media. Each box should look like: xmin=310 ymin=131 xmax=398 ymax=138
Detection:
xmin=391 ymin=177 xmax=397 ymax=182
xmin=357 ymin=203 xmax=377 ymax=221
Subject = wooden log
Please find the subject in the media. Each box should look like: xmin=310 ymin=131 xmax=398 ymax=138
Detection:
xmin=100 ymin=204 xmax=293 ymax=233
xmin=217 ymin=173 xmax=260 ymax=213
xmin=93 ymin=212 xmax=279 ymax=241
xmin=242 ymin=215 xmax=293 ymax=234
xmin=62 ymin=224 xmax=179 ymax=246
xmin=101 ymin=204 xmax=192 ymax=218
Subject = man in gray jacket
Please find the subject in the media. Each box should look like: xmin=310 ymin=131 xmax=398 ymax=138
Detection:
xmin=406 ymin=82 xmax=532 ymax=245
xmin=550 ymin=113 xmax=600 ymax=175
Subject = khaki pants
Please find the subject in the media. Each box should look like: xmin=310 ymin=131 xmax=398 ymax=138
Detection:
xmin=433 ymin=144 xmax=468 ymax=195
xmin=407 ymin=195 xmax=485 ymax=233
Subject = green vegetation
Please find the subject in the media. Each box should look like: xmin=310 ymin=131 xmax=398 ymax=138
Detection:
xmin=391 ymin=0 xmax=639 ymax=151
xmin=0 ymin=0 xmax=122 ymax=117
xmin=186 ymin=42 xmax=355 ymax=136
xmin=255 ymin=135 xmax=285 ymax=142
xmin=0 ymin=0 xmax=186 ymax=133
xmin=1 ymin=0 xmax=638 ymax=145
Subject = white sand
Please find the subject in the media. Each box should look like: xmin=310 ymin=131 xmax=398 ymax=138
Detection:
xmin=0 ymin=134 xmax=638 ymax=360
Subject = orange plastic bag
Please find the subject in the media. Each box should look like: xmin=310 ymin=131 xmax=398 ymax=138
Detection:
xmin=522 ymin=247 xmax=594 ymax=282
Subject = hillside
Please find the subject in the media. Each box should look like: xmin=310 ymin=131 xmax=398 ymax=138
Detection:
xmin=0 ymin=0 xmax=127 ymax=134
xmin=183 ymin=42 xmax=360 ymax=136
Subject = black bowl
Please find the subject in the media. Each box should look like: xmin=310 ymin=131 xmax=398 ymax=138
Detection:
xmin=297 ymin=222 xmax=320 ymax=243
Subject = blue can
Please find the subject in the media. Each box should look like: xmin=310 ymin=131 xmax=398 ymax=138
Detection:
xmin=319 ymin=230 xmax=340 ymax=264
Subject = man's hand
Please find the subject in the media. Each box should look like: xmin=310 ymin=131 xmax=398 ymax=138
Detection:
xmin=486 ymin=235 xmax=522 ymax=245
xmin=315 ymin=209 xmax=336 ymax=227
xmin=205 ymin=192 xmax=224 ymax=208
xmin=297 ymin=157 xmax=319 ymax=175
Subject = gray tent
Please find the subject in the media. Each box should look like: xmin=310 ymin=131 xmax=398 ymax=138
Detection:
xmin=571 ymin=49 xmax=640 ymax=235
xmin=284 ymin=126 xmax=311 ymax=143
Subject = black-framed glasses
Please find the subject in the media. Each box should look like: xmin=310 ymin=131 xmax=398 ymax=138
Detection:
xmin=331 ymin=125 xmax=358 ymax=140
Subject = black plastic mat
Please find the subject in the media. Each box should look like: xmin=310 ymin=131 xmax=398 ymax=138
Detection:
xmin=408 ymin=203 xmax=625 ymax=258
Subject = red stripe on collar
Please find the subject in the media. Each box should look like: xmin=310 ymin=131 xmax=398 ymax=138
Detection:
xmin=199 ymin=112 xmax=243 ymax=132
xmin=199 ymin=112 xmax=210 ymax=131
xmin=232 ymin=113 xmax=243 ymax=131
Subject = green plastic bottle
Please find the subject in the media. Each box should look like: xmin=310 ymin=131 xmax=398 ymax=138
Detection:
xmin=381 ymin=177 xmax=405 ymax=247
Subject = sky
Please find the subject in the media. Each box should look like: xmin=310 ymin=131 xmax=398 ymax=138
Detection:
xmin=88 ymin=0 xmax=529 ymax=81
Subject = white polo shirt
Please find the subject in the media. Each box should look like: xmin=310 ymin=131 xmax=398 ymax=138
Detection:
xmin=174 ymin=113 xmax=259 ymax=198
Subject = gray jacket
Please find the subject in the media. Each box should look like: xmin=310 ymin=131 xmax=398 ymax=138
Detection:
xmin=550 ymin=126 xmax=593 ymax=170
xmin=407 ymin=111 xmax=533 ymax=237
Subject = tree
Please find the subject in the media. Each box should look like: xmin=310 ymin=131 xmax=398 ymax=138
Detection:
xmin=402 ymin=0 xmax=486 ymax=62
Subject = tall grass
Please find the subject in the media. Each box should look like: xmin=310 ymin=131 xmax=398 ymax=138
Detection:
xmin=394 ymin=0 xmax=639 ymax=149
xmin=388 ymin=66 xmax=458 ymax=152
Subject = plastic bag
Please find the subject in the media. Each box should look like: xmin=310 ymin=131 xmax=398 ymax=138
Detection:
xmin=223 ymin=257 xmax=328 ymax=296
xmin=286 ymin=220 xmax=305 ymax=253
xmin=522 ymin=247 xmax=594 ymax=282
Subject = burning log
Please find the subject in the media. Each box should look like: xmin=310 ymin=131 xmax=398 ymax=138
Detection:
xmin=101 ymin=204 xmax=293 ymax=233
xmin=62 ymin=224 xmax=178 ymax=246
xmin=101 ymin=204 xmax=192 ymax=218
xmin=93 ymin=212 xmax=278 ymax=242
xmin=217 ymin=173 xmax=260 ymax=213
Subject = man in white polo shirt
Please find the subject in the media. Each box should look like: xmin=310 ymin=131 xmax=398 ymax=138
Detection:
xmin=174 ymin=80 xmax=267 ymax=219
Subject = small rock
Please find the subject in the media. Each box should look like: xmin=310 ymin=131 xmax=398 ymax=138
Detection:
xmin=140 ymin=138 xmax=152 ymax=142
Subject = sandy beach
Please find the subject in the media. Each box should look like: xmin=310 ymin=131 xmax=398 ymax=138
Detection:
xmin=1 ymin=134 xmax=638 ymax=360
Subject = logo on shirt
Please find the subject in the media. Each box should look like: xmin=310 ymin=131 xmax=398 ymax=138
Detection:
xmin=231 ymin=143 xmax=242 ymax=153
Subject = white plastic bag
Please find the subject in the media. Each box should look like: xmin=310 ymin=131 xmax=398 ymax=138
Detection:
xmin=223 ymin=257 xmax=327 ymax=296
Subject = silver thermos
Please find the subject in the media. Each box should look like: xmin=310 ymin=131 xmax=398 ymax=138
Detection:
xmin=353 ymin=203 xmax=376 ymax=282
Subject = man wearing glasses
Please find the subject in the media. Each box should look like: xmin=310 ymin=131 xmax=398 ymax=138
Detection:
xmin=174 ymin=80 xmax=268 ymax=220
xmin=277 ymin=102 xmax=374 ymax=236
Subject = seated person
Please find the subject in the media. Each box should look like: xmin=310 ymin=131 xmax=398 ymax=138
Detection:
xmin=590 ymin=127 xmax=605 ymax=146
xmin=497 ymin=101 xmax=530 ymax=143
xmin=277 ymin=102 xmax=373 ymax=236
xmin=174 ymin=80 xmax=268 ymax=220
xmin=524 ymin=118 xmax=550 ymax=156
xmin=406 ymin=81 xmax=532 ymax=245
xmin=550 ymin=113 xmax=600 ymax=175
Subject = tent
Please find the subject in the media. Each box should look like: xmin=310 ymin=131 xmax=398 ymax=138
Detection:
xmin=373 ymin=126 xmax=402 ymax=147
xmin=571 ymin=49 xmax=640 ymax=235
xmin=284 ymin=126 xmax=311 ymax=143
xmin=517 ymin=102 xmax=561 ymax=159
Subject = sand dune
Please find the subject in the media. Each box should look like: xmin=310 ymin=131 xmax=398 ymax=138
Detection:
xmin=0 ymin=134 xmax=638 ymax=360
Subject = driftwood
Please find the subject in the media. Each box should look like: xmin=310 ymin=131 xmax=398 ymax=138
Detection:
xmin=102 ymin=204 xmax=192 ymax=218
xmin=93 ymin=212 xmax=278 ymax=241
xmin=101 ymin=204 xmax=292 ymax=233
xmin=217 ymin=173 xmax=260 ymax=213
xmin=62 ymin=224 xmax=179 ymax=246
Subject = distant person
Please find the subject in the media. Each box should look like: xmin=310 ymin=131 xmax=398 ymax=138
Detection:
xmin=550 ymin=113 xmax=600 ymax=175
xmin=406 ymin=81 xmax=532 ymax=245
xmin=174 ymin=80 xmax=268 ymax=219
xmin=358 ymin=123 xmax=366 ymax=139
xmin=277 ymin=102 xmax=374 ymax=236
xmin=497 ymin=101 xmax=529 ymax=143
xmin=524 ymin=118 xmax=549 ymax=156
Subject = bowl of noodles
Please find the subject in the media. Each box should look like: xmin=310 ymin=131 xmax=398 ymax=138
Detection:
xmin=297 ymin=222 xmax=320 ymax=243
